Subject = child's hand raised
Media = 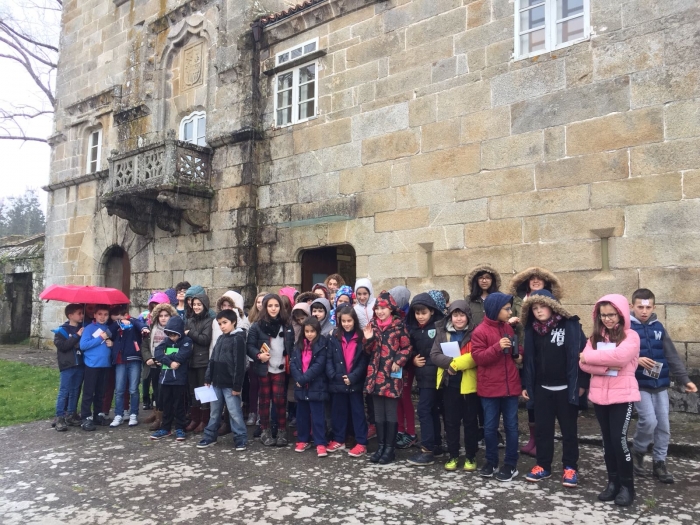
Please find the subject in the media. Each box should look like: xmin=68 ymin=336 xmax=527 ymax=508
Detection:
xmin=363 ymin=324 xmax=374 ymax=340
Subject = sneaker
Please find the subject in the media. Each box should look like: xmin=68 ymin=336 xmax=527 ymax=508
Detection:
xmin=395 ymin=431 xmax=406 ymax=447
xmin=367 ymin=424 xmax=377 ymax=440
xmin=407 ymin=449 xmax=435 ymax=466
xmin=150 ymin=429 xmax=171 ymax=440
xmin=67 ymin=413 xmax=82 ymax=426
xmin=495 ymin=464 xmax=519 ymax=482
xmin=396 ymin=433 xmax=417 ymax=449
xmin=632 ymin=451 xmax=646 ymax=476
xmin=317 ymin=445 xmax=328 ymax=457
xmin=288 ymin=417 xmax=297 ymax=428
xmin=175 ymin=429 xmax=186 ymax=441
xmin=653 ymin=460 xmax=674 ymax=484
xmin=260 ymin=429 xmax=275 ymax=446
xmin=95 ymin=414 xmax=110 ymax=426
xmin=197 ymin=438 xmax=215 ymax=449
xmin=55 ymin=416 xmax=68 ymax=432
xmin=463 ymin=457 xmax=477 ymax=472
xmin=562 ymin=467 xmax=578 ymax=488
xmin=235 ymin=443 xmax=247 ymax=451
xmin=444 ymin=457 xmax=460 ymax=471
xmin=253 ymin=425 xmax=262 ymax=438
xmin=526 ymin=465 xmax=552 ymax=482
xmin=479 ymin=463 xmax=496 ymax=478
xmin=327 ymin=441 xmax=346 ymax=453
xmin=81 ymin=419 xmax=96 ymax=432
xmin=295 ymin=442 xmax=311 ymax=453
xmin=143 ymin=402 xmax=152 ymax=410
xmin=128 ymin=414 xmax=139 ymax=427
xmin=246 ymin=412 xmax=257 ymax=426
xmin=347 ymin=444 xmax=367 ymax=457
xmin=276 ymin=434 xmax=288 ymax=447
xmin=433 ymin=446 xmax=446 ymax=458
xmin=109 ymin=415 xmax=123 ymax=428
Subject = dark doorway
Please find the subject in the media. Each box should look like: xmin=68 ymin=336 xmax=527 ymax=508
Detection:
xmin=103 ymin=245 xmax=131 ymax=298
xmin=300 ymin=244 xmax=356 ymax=292
xmin=4 ymin=273 xmax=33 ymax=343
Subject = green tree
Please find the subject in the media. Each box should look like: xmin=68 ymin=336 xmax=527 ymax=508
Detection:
xmin=0 ymin=189 xmax=45 ymax=237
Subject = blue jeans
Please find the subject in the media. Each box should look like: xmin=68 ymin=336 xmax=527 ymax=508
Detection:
xmin=203 ymin=387 xmax=247 ymax=446
xmin=114 ymin=361 xmax=142 ymax=416
xmin=56 ymin=366 xmax=84 ymax=417
xmin=481 ymin=396 xmax=519 ymax=468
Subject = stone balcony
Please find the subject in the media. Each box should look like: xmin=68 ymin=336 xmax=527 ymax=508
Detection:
xmin=103 ymin=134 xmax=214 ymax=235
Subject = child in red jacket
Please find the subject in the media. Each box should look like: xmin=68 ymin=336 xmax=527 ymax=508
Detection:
xmin=471 ymin=292 xmax=523 ymax=482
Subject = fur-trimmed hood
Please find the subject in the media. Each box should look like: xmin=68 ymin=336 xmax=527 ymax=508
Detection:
xmin=521 ymin=289 xmax=572 ymax=325
xmin=508 ymin=267 xmax=563 ymax=300
xmin=467 ymin=264 xmax=502 ymax=294
xmin=150 ymin=303 xmax=178 ymax=328
xmin=216 ymin=290 xmax=244 ymax=312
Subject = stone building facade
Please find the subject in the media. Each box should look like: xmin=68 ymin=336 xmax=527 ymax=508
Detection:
xmin=42 ymin=0 xmax=700 ymax=370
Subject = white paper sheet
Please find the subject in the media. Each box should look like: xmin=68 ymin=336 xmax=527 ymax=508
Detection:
xmin=194 ymin=386 xmax=218 ymax=403
xmin=92 ymin=328 xmax=104 ymax=339
xmin=440 ymin=341 xmax=461 ymax=358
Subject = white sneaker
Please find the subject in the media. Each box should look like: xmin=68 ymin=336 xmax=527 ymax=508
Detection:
xmin=98 ymin=412 xmax=108 ymax=418
xmin=128 ymin=414 xmax=138 ymax=427
xmin=110 ymin=415 xmax=123 ymax=427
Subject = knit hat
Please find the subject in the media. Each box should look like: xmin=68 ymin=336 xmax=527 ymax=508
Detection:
xmin=164 ymin=288 xmax=178 ymax=306
xmin=334 ymin=285 xmax=354 ymax=307
xmin=483 ymin=292 xmax=513 ymax=321
xmin=185 ymin=285 xmax=205 ymax=299
xmin=427 ymin=289 xmax=447 ymax=314
xmin=148 ymin=291 xmax=170 ymax=305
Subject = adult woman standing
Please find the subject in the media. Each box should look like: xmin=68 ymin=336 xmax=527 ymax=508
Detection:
xmin=466 ymin=264 xmax=502 ymax=328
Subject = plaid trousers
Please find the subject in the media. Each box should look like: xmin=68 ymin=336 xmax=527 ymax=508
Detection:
xmin=258 ymin=372 xmax=287 ymax=430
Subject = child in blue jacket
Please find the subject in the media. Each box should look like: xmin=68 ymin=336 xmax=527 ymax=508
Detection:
xmin=151 ymin=316 xmax=193 ymax=442
xmin=79 ymin=305 xmax=114 ymax=431
xmin=291 ymin=317 xmax=329 ymax=457
xmin=326 ymin=306 xmax=370 ymax=457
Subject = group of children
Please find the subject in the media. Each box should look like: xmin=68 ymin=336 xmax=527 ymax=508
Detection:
xmin=52 ymin=269 xmax=696 ymax=506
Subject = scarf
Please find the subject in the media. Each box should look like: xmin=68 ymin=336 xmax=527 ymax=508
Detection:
xmin=376 ymin=316 xmax=392 ymax=331
xmin=533 ymin=314 xmax=563 ymax=335
xmin=259 ymin=317 xmax=282 ymax=338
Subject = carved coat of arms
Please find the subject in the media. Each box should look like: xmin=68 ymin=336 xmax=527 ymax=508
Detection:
xmin=183 ymin=43 xmax=203 ymax=88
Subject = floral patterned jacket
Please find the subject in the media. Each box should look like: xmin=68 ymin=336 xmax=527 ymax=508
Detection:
xmin=364 ymin=315 xmax=412 ymax=398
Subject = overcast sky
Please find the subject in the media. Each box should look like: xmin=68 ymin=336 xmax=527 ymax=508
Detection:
xmin=0 ymin=0 xmax=60 ymax=212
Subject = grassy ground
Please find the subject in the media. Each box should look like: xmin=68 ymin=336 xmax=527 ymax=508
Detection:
xmin=0 ymin=359 xmax=60 ymax=427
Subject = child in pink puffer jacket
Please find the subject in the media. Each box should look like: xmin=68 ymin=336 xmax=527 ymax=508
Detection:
xmin=579 ymin=294 xmax=640 ymax=507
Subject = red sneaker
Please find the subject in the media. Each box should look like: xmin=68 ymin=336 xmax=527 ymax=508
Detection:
xmin=367 ymin=424 xmax=377 ymax=440
xmin=295 ymin=442 xmax=311 ymax=453
xmin=317 ymin=445 xmax=328 ymax=457
xmin=348 ymin=444 xmax=367 ymax=457
xmin=326 ymin=441 xmax=345 ymax=453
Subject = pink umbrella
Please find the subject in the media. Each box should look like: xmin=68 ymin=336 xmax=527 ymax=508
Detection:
xmin=39 ymin=285 xmax=130 ymax=305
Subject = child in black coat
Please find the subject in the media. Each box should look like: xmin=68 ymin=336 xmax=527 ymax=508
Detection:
xmin=52 ymin=304 xmax=85 ymax=431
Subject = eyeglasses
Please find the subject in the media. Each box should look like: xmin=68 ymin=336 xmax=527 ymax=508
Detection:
xmin=502 ymin=307 xmax=512 ymax=312
xmin=478 ymin=276 xmax=492 ymax=281
xmin=599 ymin=313 xmax=619 ymax=320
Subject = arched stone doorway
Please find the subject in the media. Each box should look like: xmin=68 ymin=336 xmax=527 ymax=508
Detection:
xmin=300 ymin=244 xmax=356 ymax=292
xmin=103 ymin=245 xmax=131 ymax=298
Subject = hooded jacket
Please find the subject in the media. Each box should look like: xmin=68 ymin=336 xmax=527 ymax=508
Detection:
xmin=521 ymin=290 xmax=590 ymax=409
xmin=311 ymin=297 xmax=334 ymax=336
xmin=210 ymin=291 xmax=250 ymax=355
xmin=326 ymin=329 xmax=369 ymax=394
xmin=312 ymin=283 xmax=331 ymax=301
xmin=143 ymin=303 xmax=177 ymax=380
xmin=429 ymin=300 xmax=476 ymax=393
xmin=80 ymin=320 xmax=113 ymax=368
xmin=109 ymin=315 xmax=147 ymax=365
xmin=139 ymin=292 xmax=171 ymax=324
xmin=279 ymin=286 xmax=298 ymax=306
xmin=291 ymin=335 xmax=329 ymax=402
xmin=466 ymin=264 xmax=502 ymax=328
xmin=291 ymin=302 xmax=311 ymax=339
xmin=330 ymin=285 xmax=354 ymax=326
xmin=353 ymin=278 xmax=376 ymax=329
xmin=471 ymin=293 xmax=522 ymax=398
xmin=185 ymin=293 xmax=213 ymax=368
xmin=579 ymin=294 xmax=641 ymax=406
xmin=407 ymin=293 xmax=445 ymax=389
xmin=53 ymin=321 xmax=84 ymax=371
xmin=154 ymin=316 xmax=193 ymax=386
xmin=364 ymin=292 xmax=412 ymax=398
xmin=205 ymin=329 xmax=247 ymax=392
xmin=389 ymin=286 xmax=411 ymax=317
xmin=631 ymin=313 xmax=690 ymax=391
xmin=509 ymin=267 xmax=563 ymax=340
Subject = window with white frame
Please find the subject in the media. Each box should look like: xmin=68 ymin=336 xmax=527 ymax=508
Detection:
xmin=274 ymin=39 xmax=318 ymax=127
xmin=86 ymin=129 xmax=102 ymax=174
xmin=179 ymin=111 xmax=206 ymax=146
xmin=515 ymin=0 xmax=589 ymax=58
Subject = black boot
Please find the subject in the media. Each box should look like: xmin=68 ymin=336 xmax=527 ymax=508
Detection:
xmin=598 ymin=476 xmax=620 ymax=502
xmin=614 ymin=479 xmax=635 ymax=506
xmin=370 ymin=422 xmax=386 ymax=463
xmin=653 ymin=460 xmax=674 ymax=484
xmin=379 ymin=422 xmax=398 ymax=465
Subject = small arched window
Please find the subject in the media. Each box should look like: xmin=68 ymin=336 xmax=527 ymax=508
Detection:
xmin=86 ymin=128 xmax=102 ymax=174
xmin=179 ymin=111 xmax=206 ymax=146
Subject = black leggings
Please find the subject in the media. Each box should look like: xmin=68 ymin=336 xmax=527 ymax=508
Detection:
xmin=372 ymin=395 xmax=398 ymax=424
xmin=595 ymin=402 xmax=634 ymax=483
xmin=142 ymin=368 xmax=159 ymax=405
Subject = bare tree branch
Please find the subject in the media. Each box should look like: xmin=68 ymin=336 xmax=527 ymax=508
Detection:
xmin=0 ymin=135 xmax=48 ymax=142
xmin=0 ymin=20 xmax=59 ymax=54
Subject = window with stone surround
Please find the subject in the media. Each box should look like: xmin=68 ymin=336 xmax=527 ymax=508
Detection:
xmin=515 ymin=0 xmax=590 ymax=59
xmin=274 ymin=39 xmax=318 ymax=127
xmin=179 ymin=111 xmax=206 ymax=146
xmin=86 ymin=129 xmax=102 ymax=174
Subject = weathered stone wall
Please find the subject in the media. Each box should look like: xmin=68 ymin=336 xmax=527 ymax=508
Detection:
xmin=256 ymin=0 xmax=700 ymax=368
